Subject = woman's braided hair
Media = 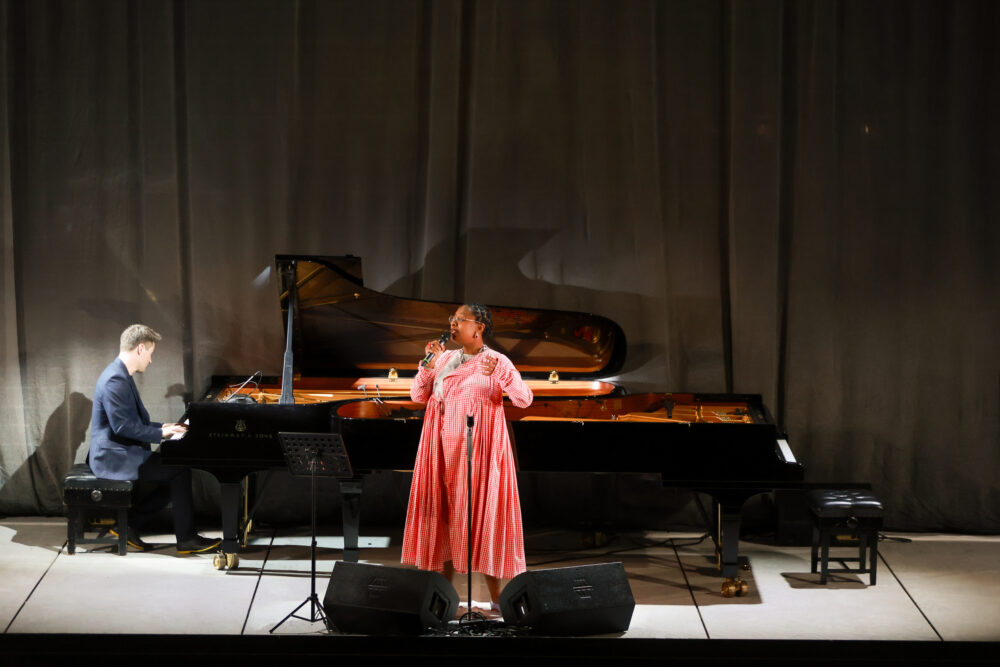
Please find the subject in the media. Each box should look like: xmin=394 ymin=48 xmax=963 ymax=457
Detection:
xmin=465 ymin=303 xmax=494 ymax=338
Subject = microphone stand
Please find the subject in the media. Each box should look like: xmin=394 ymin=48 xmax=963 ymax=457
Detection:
xmin=459 ymin=413 xmax=486 ymax=628
xmin=223 ymin=370 xmax=261 ymax=402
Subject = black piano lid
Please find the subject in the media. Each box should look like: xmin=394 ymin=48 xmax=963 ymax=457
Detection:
xmin=275 ymin=255 xmax=627 ymax=381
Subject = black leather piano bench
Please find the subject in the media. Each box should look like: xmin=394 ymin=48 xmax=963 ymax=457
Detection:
xmin=807 ymin=489 xmax=884 ymax=585
xmin=62 ymin=463 xmax=133 ymax=556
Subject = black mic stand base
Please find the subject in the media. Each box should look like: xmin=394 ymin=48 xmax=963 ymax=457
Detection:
xmin=457 ymin=609 xmax=488 ymax=629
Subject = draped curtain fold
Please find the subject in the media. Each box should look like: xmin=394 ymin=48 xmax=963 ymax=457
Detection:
xmin=1 ymin=0 xmax=996 ymax=531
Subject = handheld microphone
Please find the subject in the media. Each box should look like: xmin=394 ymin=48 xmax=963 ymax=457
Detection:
xmin=421 ymin=332 xmax=451 ymax=367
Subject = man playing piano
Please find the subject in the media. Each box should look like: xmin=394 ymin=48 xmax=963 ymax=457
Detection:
xmin=88 ymin=324 xmax=220 ymax=553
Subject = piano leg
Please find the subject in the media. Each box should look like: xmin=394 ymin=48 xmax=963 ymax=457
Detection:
xmin=715 ymin=499 xmax=750 ymax=598
xmin=340 ymin=479 xmax=363 ymax=563
xmin=214 ymin=481 xmax=243 ymax=570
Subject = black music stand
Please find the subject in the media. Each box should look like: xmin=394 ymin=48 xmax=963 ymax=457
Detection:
xmin=270 ymin=432 xmax=353 ymax=634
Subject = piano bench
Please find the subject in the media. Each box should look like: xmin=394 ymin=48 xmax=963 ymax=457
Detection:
xmin=62 ymin=463 xmax=133 ymax=556
xmin=807 ymin=489 xmax=884 ymax=585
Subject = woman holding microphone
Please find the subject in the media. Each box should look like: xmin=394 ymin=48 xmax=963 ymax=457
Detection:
xmin=401 ymin=303 xmax=533 ymax=616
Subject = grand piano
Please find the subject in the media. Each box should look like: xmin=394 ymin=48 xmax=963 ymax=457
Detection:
xmin=162 ymin=255 xmax=803 ymax=597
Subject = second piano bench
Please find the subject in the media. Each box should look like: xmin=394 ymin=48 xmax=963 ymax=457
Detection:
xmin=807 ymin=488 xmax=884 ymax=585
xmin=62 ymin=463 xmax=133 ymax=556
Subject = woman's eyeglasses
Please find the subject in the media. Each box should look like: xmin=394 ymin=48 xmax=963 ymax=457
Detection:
xmin=448 ymin=316 xmax=477 ymax=325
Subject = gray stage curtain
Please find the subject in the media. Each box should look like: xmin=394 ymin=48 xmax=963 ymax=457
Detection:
xmin=1 ymin=0 xmax=997 ymax=532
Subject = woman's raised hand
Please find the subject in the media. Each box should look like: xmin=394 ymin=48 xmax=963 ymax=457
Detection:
xmin=479 ymin=353 xmax=498 ymax=376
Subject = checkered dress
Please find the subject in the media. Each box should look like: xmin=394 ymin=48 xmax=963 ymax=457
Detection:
xmin=401 ymin=349 xmax=532 ymax=580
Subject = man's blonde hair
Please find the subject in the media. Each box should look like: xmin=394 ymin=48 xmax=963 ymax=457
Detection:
xmin=120 ymin=324 xmax=162 ymax=352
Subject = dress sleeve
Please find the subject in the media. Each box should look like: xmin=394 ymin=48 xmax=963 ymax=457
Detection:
xmin=492 ymin=354 xmax=533 ymax=408
xmin=410 ymin=357 xmax=439 ymax=403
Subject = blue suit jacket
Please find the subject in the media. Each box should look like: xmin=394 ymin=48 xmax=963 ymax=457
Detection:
xmin=88 ymin=358 xmax=163 ymax=480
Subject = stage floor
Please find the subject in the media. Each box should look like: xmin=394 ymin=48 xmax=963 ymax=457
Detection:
xmin=1 ymin=517 xmax=997 ymax=662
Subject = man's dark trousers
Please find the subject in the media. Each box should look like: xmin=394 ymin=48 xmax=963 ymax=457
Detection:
xmin=131 ymin=453 xmax=195 ymax=540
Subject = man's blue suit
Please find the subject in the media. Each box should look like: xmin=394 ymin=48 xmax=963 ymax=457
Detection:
xmin=89 ymin=358 xmax=162 ymax=480
xmin=88 ymin=357 xmax=194 ymax=540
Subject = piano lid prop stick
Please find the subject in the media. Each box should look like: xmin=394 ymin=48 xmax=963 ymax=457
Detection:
xmin=279 ymin=261 xmax=297 ymax=405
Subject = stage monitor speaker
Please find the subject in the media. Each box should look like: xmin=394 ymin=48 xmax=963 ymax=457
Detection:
xmin=323 ymin=561 xmax=458 ymax=634
xmin=499 ymin=562 xmax=634 ymax=636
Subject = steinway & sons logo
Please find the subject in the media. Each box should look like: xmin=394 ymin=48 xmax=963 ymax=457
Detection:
xmin=207 ymin=419 xmax=270 ymax=439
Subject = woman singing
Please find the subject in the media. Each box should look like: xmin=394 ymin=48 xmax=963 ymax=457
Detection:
xmin=401 ymin=303 xmax=533 ymax=615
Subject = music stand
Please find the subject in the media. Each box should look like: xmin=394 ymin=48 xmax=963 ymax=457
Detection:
xmin=269 ymin=432 xmax=353 ymax=633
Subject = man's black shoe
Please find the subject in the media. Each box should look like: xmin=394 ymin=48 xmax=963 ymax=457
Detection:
xmin=109 ymin=526 xmax=150 ymax=551
xmin=176 ymin=535 xmax=222 ymax=554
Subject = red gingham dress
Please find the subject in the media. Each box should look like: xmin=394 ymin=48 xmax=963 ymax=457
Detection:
xmin=401 ymin=349 xmax=533 ymax=580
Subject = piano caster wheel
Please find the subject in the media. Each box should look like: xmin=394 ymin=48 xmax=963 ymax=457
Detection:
xmin=721 ymin=578 xmax=749 ymax=598
xmin=212 ymin=553 xmax=240 ymax=570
